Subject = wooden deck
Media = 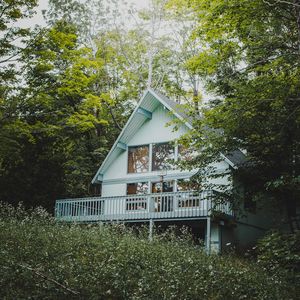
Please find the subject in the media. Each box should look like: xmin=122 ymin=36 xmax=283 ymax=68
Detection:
xmin=55 ymin=190 xmax=233 ymax=223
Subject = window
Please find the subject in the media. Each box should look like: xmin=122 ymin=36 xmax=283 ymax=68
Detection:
xmin=152 ymin=181 xmax=174 ymax=193
xmin=152 ymin=142 xmax=174 ymax=171
xmin=152 ymin=181 xmax=174 ymax=212
xmin=177 ymin=178 xmax=199 ymax=192
xmin=126 ymin=182 xmax=148 ymax=211
xmin=177 ymin=179 xmax=200 ymax=208
xmin=178 ymin=144 xmax=195 ymax=162
xmin=128 ymin=145 xmax=149 ymax=173
xmin=127 ymin=182 xmax=148 ymax=195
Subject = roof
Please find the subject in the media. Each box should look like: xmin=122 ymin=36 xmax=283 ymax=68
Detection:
xmin=222 ymin=150 xmax=247 ymax=170
xmin=152 ymin=89 xmax=193 ymax=123
xmin=92 ymin=88 xmax=246 ymax=184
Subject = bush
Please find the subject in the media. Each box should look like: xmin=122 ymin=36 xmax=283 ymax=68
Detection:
xmin=0 ymin=202 xmax=295 ymax=299
xmin=257 ymin=231 xmax=300 ymax=289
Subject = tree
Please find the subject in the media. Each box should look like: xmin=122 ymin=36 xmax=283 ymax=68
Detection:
xmin=0 ymin=0 xmax=38 ymax=77
xmin=170 ymin=0 xmax=300 ymax=231
xmin=0 ymin=0 xmax=40 ymax=198
xmin=0 ymin=20 xmax=116 ymax=210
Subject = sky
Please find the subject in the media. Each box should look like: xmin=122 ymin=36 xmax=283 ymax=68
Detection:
xmin=20 ymin=0 xmax=151 ymax=28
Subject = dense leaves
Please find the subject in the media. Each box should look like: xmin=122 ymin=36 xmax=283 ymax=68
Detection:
xmin=0 ymin=203 xmax=296 ymax=300
xmin=257 ymin=231 xmax=300 ymax=288
xmin=170 ymin=0 xmax=300 ymax=229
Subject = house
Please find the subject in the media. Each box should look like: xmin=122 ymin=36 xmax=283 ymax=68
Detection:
xmin=55 ymin=88 xmax=270 ymax=253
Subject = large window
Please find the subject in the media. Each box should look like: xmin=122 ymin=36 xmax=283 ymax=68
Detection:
xmin=128 ymin=145 xmax=149 ymax=173
xmin=152 ymin=142 xmax=175 ymax=171
xmin=177 ymin=178 xmax=199 ymax=191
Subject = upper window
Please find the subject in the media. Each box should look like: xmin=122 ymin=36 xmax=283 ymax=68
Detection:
xmin=152 ymin=142 xmax=175 ymax=171
xmin=128 ymin=145 xmax=149 ymax=173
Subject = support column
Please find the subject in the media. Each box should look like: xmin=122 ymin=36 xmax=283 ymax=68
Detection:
xmin=206 ymin=217 xmax=211 ymax=254
xmin=149 ymin=219 xmax=154 ymax=241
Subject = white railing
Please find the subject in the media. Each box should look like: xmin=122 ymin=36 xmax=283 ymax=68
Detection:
xmin=55 ymin=190 xmax=233 ymax=222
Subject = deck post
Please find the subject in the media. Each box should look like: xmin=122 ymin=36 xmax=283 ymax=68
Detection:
xmin=149 ymin=218 xmax=154 ymax=241
xmin=206 ymin=217 xmax=211 ymax=254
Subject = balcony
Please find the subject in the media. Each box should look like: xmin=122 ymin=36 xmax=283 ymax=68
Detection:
xmin=55 ymin=190 xmax=233 ymax=223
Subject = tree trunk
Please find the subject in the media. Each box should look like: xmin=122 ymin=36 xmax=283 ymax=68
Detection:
xmin=193 ymin=85 xmax=200 ymax=115
xmin=294 ymin=0 xmax=300 ymax=52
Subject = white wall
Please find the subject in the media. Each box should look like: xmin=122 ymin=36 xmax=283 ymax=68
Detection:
xmin=128 ymin=105 xmax=186 ymax=146
xmin=102 ymin=184 xmax=126 ymax=197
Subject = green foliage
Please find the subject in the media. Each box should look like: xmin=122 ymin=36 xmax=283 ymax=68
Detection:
xmin=257 ymin=231 xmax=300 ymax=288
xmin=170 ymin=0 xmax=300 ymax=226
xmin=0 ymin=0 xmax=38 ymax=81
xmin=0 ymin=20 xmax=121 ymax=210
xmin=0 ymin=202 xmax=295 ymax=299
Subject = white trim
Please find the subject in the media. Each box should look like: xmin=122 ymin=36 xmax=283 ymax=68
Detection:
xmin=149 ymin=143 xmax=153 ymax=172
xmin=102 ymin=170 xmax=197 ymax=185
xmin=92 ymin=89 xmax=150 ymax=183
xmin=220 ymin=153 xmax=238 ymax=169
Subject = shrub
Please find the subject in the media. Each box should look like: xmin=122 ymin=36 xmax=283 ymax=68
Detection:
xmin=0 ymin=202 xmax=295 ymax=299
xmin=257 ymin=231 xmax=300 ymax=290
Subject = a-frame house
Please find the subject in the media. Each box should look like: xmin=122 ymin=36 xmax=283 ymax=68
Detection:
xmin=56 ymin=89 xmax=268 ymax=252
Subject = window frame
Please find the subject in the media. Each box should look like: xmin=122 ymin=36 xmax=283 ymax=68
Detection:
xmin=151 ymin=141 xmax=176 ymax=172
xmin=127 ymin=144 xmax=150 ymax=174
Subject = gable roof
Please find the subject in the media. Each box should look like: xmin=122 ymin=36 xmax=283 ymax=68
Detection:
xmin=92 ymin=88 xmax=246 ymax=184
xmin=221 ymin=150 xmax=247 ymax=170
xmin=92 ymin=88 xmax=192 ymax=184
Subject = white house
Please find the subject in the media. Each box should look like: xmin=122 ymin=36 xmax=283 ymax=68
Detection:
xmin=55 ymin=88 xmax=269 ymax=252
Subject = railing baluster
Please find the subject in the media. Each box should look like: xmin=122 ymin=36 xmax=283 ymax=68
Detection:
xmin=55 ymin=190 xmax=232 ymax=222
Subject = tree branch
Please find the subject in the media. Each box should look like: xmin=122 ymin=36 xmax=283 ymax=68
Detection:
xmin=18 ymin=264 xmax=80 ymax=296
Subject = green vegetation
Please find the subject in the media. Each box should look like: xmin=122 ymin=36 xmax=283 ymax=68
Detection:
xmin=0 ymin=0 xmax=299 ymax=297
xmin=0 ymin=203 xmax=296 ymax=300
xmin=170 ymin=0 xmax=300 ymax=230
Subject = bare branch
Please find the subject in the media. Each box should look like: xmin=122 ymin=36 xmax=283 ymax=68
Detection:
xmin=18 ymin=264 xmax=80 ymax=296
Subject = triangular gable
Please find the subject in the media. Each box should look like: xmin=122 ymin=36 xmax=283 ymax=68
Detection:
xmin=91 ymin=88 xmax=192 ymax=184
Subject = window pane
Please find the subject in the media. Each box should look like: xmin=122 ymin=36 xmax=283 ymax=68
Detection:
xmin=152 ymin=181 xmax=174 ymax=193
xmin=128 ymin=145 xmax=149 ymax=173
xmin=152 ymin=142 xmax=174 ymax=171
xmin=127 ymin=182 xmax=148 ymax=195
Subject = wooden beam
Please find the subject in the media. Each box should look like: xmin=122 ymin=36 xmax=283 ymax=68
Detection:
xmin=116 ymin=141 xmax=127 ymax=150
xmin=137 ymin=107 xmax=152 ymax=119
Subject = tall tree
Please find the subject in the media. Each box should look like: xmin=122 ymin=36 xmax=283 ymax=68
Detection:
xmin=0 ymin=20 xmax=115 ymax=210
xmin=170 ymin=0 xmax=300 ymax=230
xmin=0 ymin=0 xmax=39 ymax=192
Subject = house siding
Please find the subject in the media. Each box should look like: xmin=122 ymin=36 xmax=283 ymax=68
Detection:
xmin=102 ymin=104 xmax=194 ymax=197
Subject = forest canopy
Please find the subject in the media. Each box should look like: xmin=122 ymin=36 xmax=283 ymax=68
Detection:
xmin=0 ymin=0 xmax=299 ymax=233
